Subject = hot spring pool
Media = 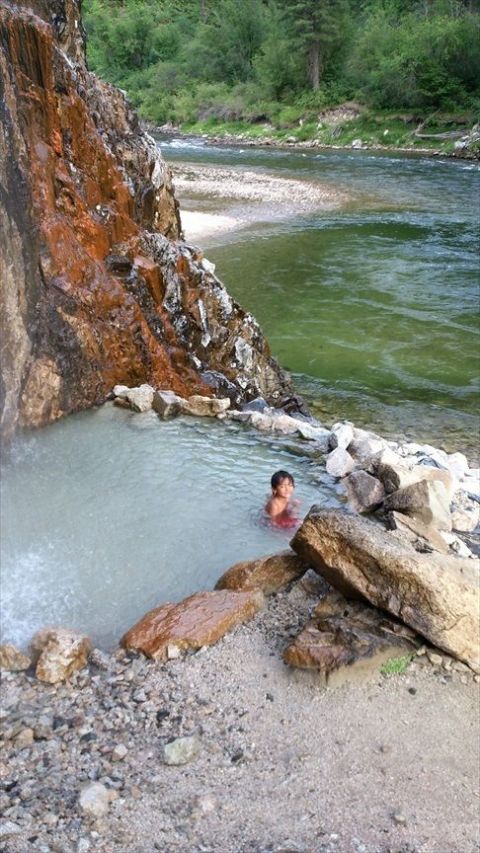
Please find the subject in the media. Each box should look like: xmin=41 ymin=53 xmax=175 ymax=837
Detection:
xmin=1 ymin=404 xmax=342 ymax=649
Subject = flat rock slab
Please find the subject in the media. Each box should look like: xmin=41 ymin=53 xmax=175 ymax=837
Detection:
xmin=122 ymin=590 xmax=264 ymax=660
xmin=291 ymin=509 xmax=480 ymax=669
xmin=284 ymin=593 xmax=417 ymax=686
xmin=215 ymin=551 xmax=307 ymax=595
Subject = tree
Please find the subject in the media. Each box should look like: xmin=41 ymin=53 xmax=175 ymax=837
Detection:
xmin=280 ymin=0 xmax=350 ymax=90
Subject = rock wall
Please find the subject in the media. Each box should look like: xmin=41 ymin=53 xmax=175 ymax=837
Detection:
xmin=0 ymin=0 xmax=292 ymax=444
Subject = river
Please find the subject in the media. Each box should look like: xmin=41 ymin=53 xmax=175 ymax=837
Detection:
xmin=160 ymin=137 xmax=480 ymax=460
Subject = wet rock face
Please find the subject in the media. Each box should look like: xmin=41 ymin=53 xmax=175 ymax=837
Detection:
xmin=0 ymin=1 xmax=291 ymax=443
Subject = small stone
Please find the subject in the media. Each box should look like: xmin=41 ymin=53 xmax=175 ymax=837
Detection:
xmin=427 ymin=651 xmax=443 ymax=666
xmin=167 ymin=644 xmax=182 ymax=660
xmin=0 ymin=644 xmax=31 ymax=671
xmin=416 ymin=645 xmax=426 ymax=656
xmin=77 ymin=840 xmax=91 ymax=853
xmin=132 ymin=690 xmax=147 ymax=703
xmin=408 ymin=687 xmax=417 ymax=695
xmin=89 ymin=648 xmax=111 ymax=670
xmin=14 ymin=728 xmax=34 ymax=749
xmin=78 ymin=783 xmax=110 ymax=819
xmin=111 ymin=744 xmax=128 ymax=762
xmin=392 ymin=812 xmax=407 ymax=826
xmin=0 ymin=820 xmax=23 ymax=839
xmin=163 ymin=736 xmax=201 ymax=766
xmin=474 ymin=675 xmax=480 ymax=684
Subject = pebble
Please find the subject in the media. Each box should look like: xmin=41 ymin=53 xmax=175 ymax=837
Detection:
xmin=426 ymin=651 xmax=443 ymax=666
xmin=0 ymin=820 xmax=22 ymax=838
xmin=111 ymin=743 xmax=128 ymax=762
xmin=78 ymin=782 xmax=110 ymax=818
xmin=163 ymin=736 xmax=202 ymax=766
xmin=392 ymin=811 xmax=407 ymax=825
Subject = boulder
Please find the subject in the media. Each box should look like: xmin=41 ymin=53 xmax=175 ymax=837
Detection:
xmin=329 ymin=421 xmax=354 ymax=451
xmin=181 ymin=395 xmax=230 ymax=417
xmin=451 ymin=494 xmax=480 ymax=533
xmin=215 ymin=551 xmax=307 ymax=595
xmin=326 ymin=447 xmax=355 ymax=478
xmin=295 ymin=423 xmax=331 ymax=451
xmin=376 ymin=463 xmax=455 ymax=499
xmin=291 ymin=509 xmax=480 ymax=668
xmin=348 ymin=429 xmax=387 ymax=463
xmin=152 ymin=390 xmax=183 ymax=418
xmin=0 ymin=643 xmax=31 ymax=671
xmin=283 ymin=592 xmax=417 ymax=685
xmin=122 ymin=589 xmax=264 ymax=660
xmin=343 ymin=471 xmax=385 ymax=513
xmin=386 ymin=511 xmax=450 ymax=555
xmin=365 ymin=447 xmax=403 ymax=471
xmin=383 ymin=480 xmax=452 ymax=530
xmin=447 ymin=451 xmax=469 ymax=480
xmin=113 ymin=384 xmax=154 ymax=412
xmin=31 ymin=628 xmax=92 ymax=684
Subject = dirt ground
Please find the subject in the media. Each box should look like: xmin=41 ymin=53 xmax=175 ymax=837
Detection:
xmin=1 ymin=578 xmax=479 ymax=853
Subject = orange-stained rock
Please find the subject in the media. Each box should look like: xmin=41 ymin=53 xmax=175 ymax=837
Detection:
xmin=0 ymin=0 xmax=293 ymax=444
xmin=283 ymin=593 xmax=418 ymax=685
xmin=215 ymin=551 xmax=307 ymax=595
xmin=31 ymin=627 xmax=92 ymax=684
xmin=0 ymin=643 xmax=31 ymax=671
xmin=122 ymin=590 xmax=264 ymax=660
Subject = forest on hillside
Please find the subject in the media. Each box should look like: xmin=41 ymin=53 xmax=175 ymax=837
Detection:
xmin=84 ymin=0 xmax=480 ymax=135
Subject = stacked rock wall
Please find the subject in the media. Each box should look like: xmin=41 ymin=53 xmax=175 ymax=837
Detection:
xmin=0 ymin=0 xmax=291 ymax=443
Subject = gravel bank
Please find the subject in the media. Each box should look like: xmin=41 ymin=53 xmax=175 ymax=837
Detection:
xmin=1 ymin=575 xmax=479 ymax=853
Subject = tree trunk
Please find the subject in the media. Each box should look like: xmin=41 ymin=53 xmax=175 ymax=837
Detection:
xmin=308 ymin=40 xmax=320 ymax=90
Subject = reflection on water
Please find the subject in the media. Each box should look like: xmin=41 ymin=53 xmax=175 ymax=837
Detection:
xmin=0 ymin=405 xmax=340 ymax=649
xmin=160 ymin=137 xmax=480 ymax=457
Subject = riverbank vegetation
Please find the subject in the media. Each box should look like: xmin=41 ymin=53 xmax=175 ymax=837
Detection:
xmin=84 ymin=0 xmax=480 ymax=150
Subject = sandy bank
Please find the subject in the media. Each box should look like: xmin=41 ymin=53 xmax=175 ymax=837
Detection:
xmin=1 ymin=577 xmax=478 ymax=853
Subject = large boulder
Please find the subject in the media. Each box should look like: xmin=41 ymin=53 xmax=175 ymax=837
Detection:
xmin=122 ymin=590 xmax=264 ymax=660
xmin=291 ymin=509 xmax=480 ymax=668
xmin=215 ymin=551 xmax=307 ymax=595
xmin=383 ymin=480 xmax=452 ymax=530
xmin=326 ymin=447 xmax=355 ymax=478
xmin=31 ymin=627 xmax=92 ymax=684
xmin=284 ymin=592 xmax=417 ymax=685
xmin=375 ymin=462 xmax=454 ymax=499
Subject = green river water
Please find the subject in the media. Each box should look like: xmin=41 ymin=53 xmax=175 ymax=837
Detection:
xmin=161 ymin=139 xmax=479 ymax=459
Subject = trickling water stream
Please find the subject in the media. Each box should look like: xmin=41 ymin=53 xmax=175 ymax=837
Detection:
xmin=1 ymin=405 xmax=339 ymax=649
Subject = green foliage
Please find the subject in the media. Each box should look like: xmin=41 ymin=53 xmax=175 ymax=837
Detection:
xmin=83 ymin=0 xmax=480 ymax=131
xmin=380 ymin=654 xmax=414 ymax=676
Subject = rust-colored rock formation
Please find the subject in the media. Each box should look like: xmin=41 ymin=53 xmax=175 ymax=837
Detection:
xmin=121 ymin=589 xmax=264 ymax=660
xmin=0 ymin=0 xmax=292 ymax=443
xmin=284 ymin=592 xmax=417 ymax=685
xmin=215 ymin=551 xmax=307 ymax=595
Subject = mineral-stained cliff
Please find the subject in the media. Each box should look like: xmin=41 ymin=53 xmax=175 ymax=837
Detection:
xmin=0 ymin=0 xmax=292 ymax=444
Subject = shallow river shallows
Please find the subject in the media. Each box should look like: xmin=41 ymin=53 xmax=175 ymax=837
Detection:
xmin=2 ymin=144 xmax=478 ymax=649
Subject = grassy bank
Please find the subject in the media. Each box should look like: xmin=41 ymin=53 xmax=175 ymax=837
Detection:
xmin=174 ymin=107 xmax=479 ymax=157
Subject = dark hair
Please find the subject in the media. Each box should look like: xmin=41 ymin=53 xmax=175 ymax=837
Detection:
xmin=271 ymin=470 xmax=294 ymax=489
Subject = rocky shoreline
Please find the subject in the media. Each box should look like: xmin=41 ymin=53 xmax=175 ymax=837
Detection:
xmin=150 ymin=123 xmax=480 ymax=161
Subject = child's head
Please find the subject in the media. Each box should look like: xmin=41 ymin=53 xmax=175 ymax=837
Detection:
xmin=271 ymin=470 xmax=294 ymax=495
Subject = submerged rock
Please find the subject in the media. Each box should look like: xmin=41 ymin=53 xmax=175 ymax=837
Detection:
xmin=215 ymin=551 xmax=307 ymax=595
xmin=122 ymin=590 xmax=264 ymax=660
xmin=284 ymin=592 xmax=417 ymax=684
xmin=31 ymin=627 xmax=92 ymax=684
xmin=291 ymin=509 xmax=480 ymax=668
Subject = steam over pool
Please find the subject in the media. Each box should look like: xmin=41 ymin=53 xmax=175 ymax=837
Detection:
xmin=1 ymin=405 xmax=340 ymax=649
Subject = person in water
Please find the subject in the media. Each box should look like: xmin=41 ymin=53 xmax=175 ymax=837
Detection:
xmin=264 ymin=470 xmax=300 ymax=528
